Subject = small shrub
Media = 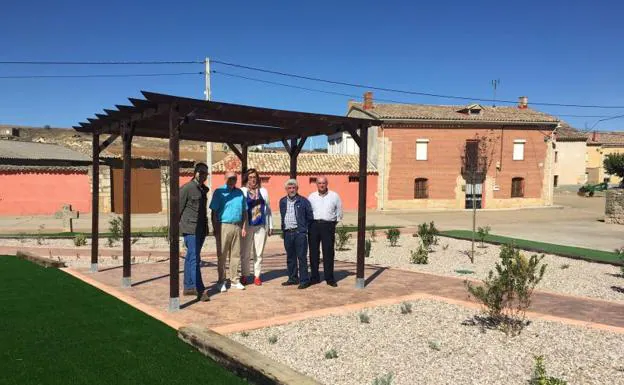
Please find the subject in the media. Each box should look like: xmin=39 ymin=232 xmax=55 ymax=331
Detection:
xmin=465 ymin=243 xmax=547 ymax=336
xmin=477 ymin=225 xmax=491 ymax=248
xmin=442 ymin=244 xmax=449 ymax=251
xmin=268 ymin=335 xmax=278 ymax=344
xmin=372 ymin=373 xmax=394 ymax=385
xmin=240 ymin=331 xmax=249 ymax=337
xmin=417 ymin=222 xmax=439 ymax=249
xmin=107 ymin=216 xmax=122 ymax=246
xmin=560 ymin=264 xmax=570 ymax=270
xmin=385 ymin=228 xmax=400 ymax=247
xmin=73 ymin=234 xmax=87 ymax=247
xmin=455 ymin=269 xmax=475 ymax=275
xmin=365 ymin=239 xmax=372 ymax=258
xmin=530 ymin=356 xmax=567 ymax=385
xmin=428 ymin=340 xmax=441 ymax=351
xmin=616 ymin=247 xmax=624 ymax=275
xmin=410 ymin=244 xmax=429 ymax=264
xmin=335 ymin=225 xmax=352 ymax=251
xmin=400 ymin=302 xmax=412 ymax=314
xmin=324 ymin=348 xmax=338 ymax=359
xmin=359 ymin=312 xmax=370 ymax=324
xmin=370 ymin=225 xmax=377 ymax=242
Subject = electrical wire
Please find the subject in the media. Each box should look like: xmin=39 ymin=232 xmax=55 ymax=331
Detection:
xmin=0 ymin=72 xmax=204 ymax=79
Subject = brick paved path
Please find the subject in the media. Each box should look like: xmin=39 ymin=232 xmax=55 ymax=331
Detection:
xmin=3 ymin=246 xmax=624 ymax=331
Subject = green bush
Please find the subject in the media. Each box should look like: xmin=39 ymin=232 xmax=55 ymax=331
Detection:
xmin=616 ymin=247 xmax=624 ymax=275
xmin=530 ymin=356 xmax=567 ymax=385
xmin=477 ymin=225 xmax=491 ymax=248
xmin=465 ymin=243 xmax=547 ymax=335
xmin=385 ymin=228 xmax=400 ymax=247
xmin=324 ymin=349 xmax=338 ymax=359
xmin=335 ymin=225 xmax=352 ymax=251
xmin=268 ymin=335 xmax=278 ymax=344
xmin=359 ymin=312 xmax=370 ymax=324
xmin=400 ymin=302 xmax=412 ymax=314
xmin=107 ymin=216 xmax=122 ymax=247
xmin=365 ymin=239 xmax=372 ymax=258
xmin=73 ymin=234 xmax=87 ymax=247
xmin=410 ymin=243 xmax=429 ymax=264
xmin=417 ymin=221 xmax=439 ymax=249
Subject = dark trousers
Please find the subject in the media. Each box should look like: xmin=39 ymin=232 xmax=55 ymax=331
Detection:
xmin=308 ymin=221 xmax=336 ymax=283
xmin=283 ymin=231 xmax=309 ymax=283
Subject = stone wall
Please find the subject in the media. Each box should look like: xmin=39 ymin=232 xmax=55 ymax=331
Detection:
xmin=605 ymin=189 xmax=624 ymax=225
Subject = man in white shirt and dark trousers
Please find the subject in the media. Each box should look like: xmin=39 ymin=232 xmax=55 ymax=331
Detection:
xmin=308 ymin=176 xmax=343 ymax=287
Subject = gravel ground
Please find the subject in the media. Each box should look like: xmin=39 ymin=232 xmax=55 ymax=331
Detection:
xmin=0 ymin=236 xmax=218 ymax=252
xmin=230 ymin=299 xmax=624 ymax=385
xmin=335 ymin=235 xmax=624 ymax=303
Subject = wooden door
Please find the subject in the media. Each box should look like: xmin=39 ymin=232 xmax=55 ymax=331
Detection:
xmin=112 ymin=168 xmax=162 ymax=214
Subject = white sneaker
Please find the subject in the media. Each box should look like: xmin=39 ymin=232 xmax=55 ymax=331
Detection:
xmin=232 ymin=282 xmax=246 ymax=290
xmin=219 ymin=283 xmax=228 ymax=293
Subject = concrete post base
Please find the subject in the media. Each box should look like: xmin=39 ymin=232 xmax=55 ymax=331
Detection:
xmin=355 ymin=278 xmax=365 ymax=289
xmin=121 ymin=277 xmax=131 ymax=288
xmin=169 ymin=297 xmax=180 ymax=312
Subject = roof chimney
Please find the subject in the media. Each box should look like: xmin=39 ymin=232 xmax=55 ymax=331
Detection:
xmin=518 ymin=96 xmax=528 ymax=109
xmin=592 ymin=131 xmax=599 ymax=142
xmin=363 ymin=91 xmax=374 ymax=110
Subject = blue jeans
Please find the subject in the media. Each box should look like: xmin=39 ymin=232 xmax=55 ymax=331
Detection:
xmin=283 ymin=231 xmax=309 ymax=283
xmin=183 ymin=233 xmax=206 ymax=292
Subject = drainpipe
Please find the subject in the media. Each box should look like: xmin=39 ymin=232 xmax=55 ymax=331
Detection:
xmin=380 ymin=126 xmax=385 ymax=210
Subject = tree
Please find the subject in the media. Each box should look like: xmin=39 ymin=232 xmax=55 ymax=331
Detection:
xmin=603 ymin=153 xmax=624 ymax=187
xmin=460 ymin=132 xmax=498 ymax=263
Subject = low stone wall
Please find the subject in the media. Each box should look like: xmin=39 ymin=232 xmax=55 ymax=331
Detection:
xmin=605 ymin=189 xmax=624 ymax=225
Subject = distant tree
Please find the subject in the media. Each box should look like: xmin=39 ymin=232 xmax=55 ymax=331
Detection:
xmin=603 ymin=153 xmax=624 ymax=187
xmin=43 ymin=125 xmax=51 ymax=129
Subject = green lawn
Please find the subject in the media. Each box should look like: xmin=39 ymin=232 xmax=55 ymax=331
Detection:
xmin=440 ymin=230 xmax=623 ymax=265
xmin=0 ymin=256 xmax=247 ymax=385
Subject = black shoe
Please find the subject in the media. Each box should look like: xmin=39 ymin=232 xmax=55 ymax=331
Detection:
xmin=327 ymin=281 xmax=338 ymax=287
xmin=298 ymin=282 xmax=311 ymax=290
xmin=281 ymin=280 xmax=298 ymax=286
xmin=310 ymin=278 xmax=321 ymax=285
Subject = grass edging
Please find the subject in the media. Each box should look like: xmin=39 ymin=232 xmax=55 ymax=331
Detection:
xmin=15 ymin=250 xmax=65 ymax=268
xmin=179 ymin=326 xmax=321 ymax=385
xmin=440 ymin=230 xmax=623 ymax=266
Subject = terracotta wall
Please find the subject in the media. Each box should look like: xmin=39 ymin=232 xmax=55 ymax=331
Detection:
xmin=0 ymin=170 xmax=91 ymax=215
xmin=384 ymin=126 xmax=548 ymax=205
xmin=211 ymin=172 xmax=377 ymax=213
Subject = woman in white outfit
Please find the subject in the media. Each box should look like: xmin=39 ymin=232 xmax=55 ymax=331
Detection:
xmin=240 ymin=168 xmax=273 ymax=286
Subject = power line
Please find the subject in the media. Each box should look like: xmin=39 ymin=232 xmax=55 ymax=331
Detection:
xmin=0 ymin=71 xmax=204 ymax=79
xmin=211 ymin=59 xmax=624 ymax=109
xmin=2 ymin=58 xmax=624 ymax=109
xmin=0 ymin=60 xmax=201 ymax=65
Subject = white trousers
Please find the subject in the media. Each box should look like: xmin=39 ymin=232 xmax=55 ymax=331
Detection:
xmin=241 ymin=225 xmax=268 ymax=277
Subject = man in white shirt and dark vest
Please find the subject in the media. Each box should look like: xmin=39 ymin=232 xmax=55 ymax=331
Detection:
xmin=308 ymin=176 xmax=343 ymax=287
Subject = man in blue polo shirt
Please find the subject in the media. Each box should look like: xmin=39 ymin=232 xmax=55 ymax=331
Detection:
xmin=210 ymin=171 xmax=247 ymax=293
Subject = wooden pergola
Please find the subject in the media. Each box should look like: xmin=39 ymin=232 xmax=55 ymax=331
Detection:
xmin=74 ymin=91 xmax=380 ymax=311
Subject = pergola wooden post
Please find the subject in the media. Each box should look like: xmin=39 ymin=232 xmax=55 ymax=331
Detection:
xmin=121 ymin=122 xmax=134 ymax=288
xmin=90 ymin=131 xmax=100 ymax=273
xmin=282 ymin=137 xmax=307 ymax=179
xmin=168 ymin=105 xmax=181 ymax=311
xmin=90 ymin=132 xmax=118 ymax=273
xmin=75 ymin=91 xmax=380 ymax=310
xmin=349 ymin=126 xmax=368 ymax=288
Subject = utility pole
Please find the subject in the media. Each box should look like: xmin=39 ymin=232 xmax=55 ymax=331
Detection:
xmin=491 ymin=79 xmax=500 ymax=107
xmin=204 ymin=57 xmax=212 ymax=191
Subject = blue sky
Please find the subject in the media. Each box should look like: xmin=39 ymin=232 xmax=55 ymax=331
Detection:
xmin=1 ymin=0 xmax=623 ymax=148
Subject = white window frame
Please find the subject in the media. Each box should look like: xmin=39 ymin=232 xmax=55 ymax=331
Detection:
xmin=513 ymin=139 xmax=526 ymax=161
xmin=416 ymin=139 xmax=429 ymax=161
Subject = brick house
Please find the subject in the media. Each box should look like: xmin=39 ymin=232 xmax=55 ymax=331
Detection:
xmin=345 ymin=92 xmax=559 ymax=210
xmin=211 ymin=152 xmax=378 ymax=212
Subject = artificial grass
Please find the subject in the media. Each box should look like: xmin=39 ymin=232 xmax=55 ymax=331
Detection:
xmin=440 ymin=230 xmax=623 ymax=265
xmin=0 ymin=256 xmax=247 ymax=385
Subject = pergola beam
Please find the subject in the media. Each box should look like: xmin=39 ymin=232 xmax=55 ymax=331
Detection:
xmin=169 ymin=105 xmax=181 ymax=312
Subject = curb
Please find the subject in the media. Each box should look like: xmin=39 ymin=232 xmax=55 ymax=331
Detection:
xmin=15 ymin=250 xmax=66 ymax=268
xmin=179 ymin=326 xmax=321 ymax=385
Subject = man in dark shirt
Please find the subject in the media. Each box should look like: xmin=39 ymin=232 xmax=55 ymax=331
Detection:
xmin=179 ymin=163 xmax=210 ymax=302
